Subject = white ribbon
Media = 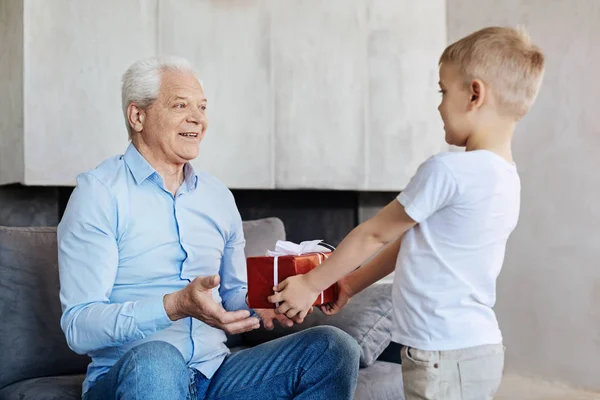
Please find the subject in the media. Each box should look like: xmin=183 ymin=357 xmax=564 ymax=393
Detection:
xmin=273 ymin=256 xmax=280 ymax=308
xmin=269 ymin=240 xmax=331 ymax=307
xmin=266 ymin=240 xmax=332 ymax=257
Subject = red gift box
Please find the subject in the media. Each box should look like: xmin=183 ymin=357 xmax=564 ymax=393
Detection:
xmin=247 ymin=252 xmax=339 ymax=309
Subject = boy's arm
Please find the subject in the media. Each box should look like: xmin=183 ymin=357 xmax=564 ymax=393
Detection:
xmin=270 ymin=200 xmax=416 ymax=318
xmin=309 ymin=200 xmax=415 ymax=291
xmin=347 ymin=234 xmax=402 ymax=295
xmin=320 ymin=235 xmax=402 ymax=316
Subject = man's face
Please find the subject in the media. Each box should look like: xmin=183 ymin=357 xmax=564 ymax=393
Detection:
xmin=140 ymin=70 xmax=208 ymax=164
xmin=437 ymin=63 xmax=472 ymax=146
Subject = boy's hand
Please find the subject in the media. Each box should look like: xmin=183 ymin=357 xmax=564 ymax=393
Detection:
xmin=319 ymin=276 xmax=353 ymax=316
xmin=268 ymin=275 xmax=320 ymax=320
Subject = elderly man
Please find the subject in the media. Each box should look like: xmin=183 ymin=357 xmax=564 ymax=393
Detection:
xmin=58 ymin=56 xmax=360 ymax=400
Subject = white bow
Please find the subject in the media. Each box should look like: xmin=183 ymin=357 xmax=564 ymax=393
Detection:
xmin=266 ymin=240 xmax=332 ymax=257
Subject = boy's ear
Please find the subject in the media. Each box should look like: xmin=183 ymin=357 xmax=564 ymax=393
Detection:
xmin=469 ymin=79 xmax=486 ymax=110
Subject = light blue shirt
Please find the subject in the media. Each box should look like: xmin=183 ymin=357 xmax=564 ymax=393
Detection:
xmin=58 ymin=143 xmax=250 ymax=394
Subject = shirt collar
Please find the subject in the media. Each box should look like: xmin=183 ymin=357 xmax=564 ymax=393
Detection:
xmin=124 ymin=143 xmax=155 ymax=185
xmin=124 ymin=142 xmax=198 ymax=190
xmin=183 ymin=162 xmax=199 ymax=191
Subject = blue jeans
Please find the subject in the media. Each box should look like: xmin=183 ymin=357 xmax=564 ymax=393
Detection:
xmin=83 ymin=326 xmax=360 ymax=400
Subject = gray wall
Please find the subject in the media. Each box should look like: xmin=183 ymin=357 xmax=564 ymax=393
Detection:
xmin=1 ymin=0 xmax=447 ymax=190
xmin=448 ymin=0 xmax=600 ymax=390
xmin=0 ymin=0 xmax=24 ymax=185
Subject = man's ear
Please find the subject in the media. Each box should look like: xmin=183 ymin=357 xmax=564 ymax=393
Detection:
xmin=127 ymin=103 xmax=146 ymax=134
xmin=469 ymin=79 xmax=486 ymax=110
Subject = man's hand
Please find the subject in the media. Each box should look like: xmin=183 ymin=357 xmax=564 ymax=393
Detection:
xmin=163 ymin=275 xmax=260 ymax=335
xmin=268 ymin=274 xmax=320 ymax=320
xmin=319 ymin=276 xmax=353 ymax=316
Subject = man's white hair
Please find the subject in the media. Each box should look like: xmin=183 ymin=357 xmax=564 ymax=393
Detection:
xmin=121 ymin=56 xmax=198 ymax=140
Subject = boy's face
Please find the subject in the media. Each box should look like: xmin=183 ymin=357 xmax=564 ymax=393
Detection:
xmin=437 ymin=63 xmax=473 ymax=146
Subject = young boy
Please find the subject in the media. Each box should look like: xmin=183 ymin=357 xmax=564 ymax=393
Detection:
xmin=269 ymin=27 xmax=545 ymax=399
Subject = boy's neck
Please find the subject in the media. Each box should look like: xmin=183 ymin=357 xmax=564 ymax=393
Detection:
xmin=465 ymin=122 xmax=516 ymax=164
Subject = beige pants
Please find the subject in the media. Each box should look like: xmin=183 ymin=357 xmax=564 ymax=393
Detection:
xmin=400 ymin=344 xmax=504 ymax=400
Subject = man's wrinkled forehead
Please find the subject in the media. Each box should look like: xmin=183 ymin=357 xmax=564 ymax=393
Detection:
xmin=159 ymin=70 xmax=205 ymax=99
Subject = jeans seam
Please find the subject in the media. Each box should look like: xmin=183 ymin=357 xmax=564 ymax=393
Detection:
xmin=296 ymin=331 xmax=339 ymax=391
xmin=298 ymin=331 xmax=333 ymax=379
xmin=132 ymin=348 xmax=139 ymax=400
xmin=212 ymin=367 xmax=299 ymax=399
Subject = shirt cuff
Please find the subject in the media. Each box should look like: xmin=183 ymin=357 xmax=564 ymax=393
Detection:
xmin=134 ymin=296 xmax=173 ymax=334
xmin=225 ymin=289 xmax=254 ymax=314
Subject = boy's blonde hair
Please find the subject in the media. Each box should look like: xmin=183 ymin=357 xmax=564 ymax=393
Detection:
xmin=440 ymin=27 xmax=545 ymax=120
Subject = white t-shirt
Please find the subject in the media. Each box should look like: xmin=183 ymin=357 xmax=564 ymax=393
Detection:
xmin=392 ymin=150 xmax=520 ymax=350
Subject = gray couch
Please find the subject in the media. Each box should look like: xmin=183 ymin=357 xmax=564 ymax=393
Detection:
xmin=0 ymin=218 xmax=404 ymax=399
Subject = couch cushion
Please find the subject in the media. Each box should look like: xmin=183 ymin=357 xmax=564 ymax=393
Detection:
xmin=354 ymin=361 xmax=404 ymax=400
xmin=0 ymin=227 xmax=90 ymax=389
xmin=243 ymin=283 xmax=394 ymax=367
xmin=0 ymin=374 xmax=84 ymax=400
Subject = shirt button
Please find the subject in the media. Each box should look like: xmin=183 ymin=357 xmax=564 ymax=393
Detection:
xmin=434 ymin=363 xmax=439 ymax=369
